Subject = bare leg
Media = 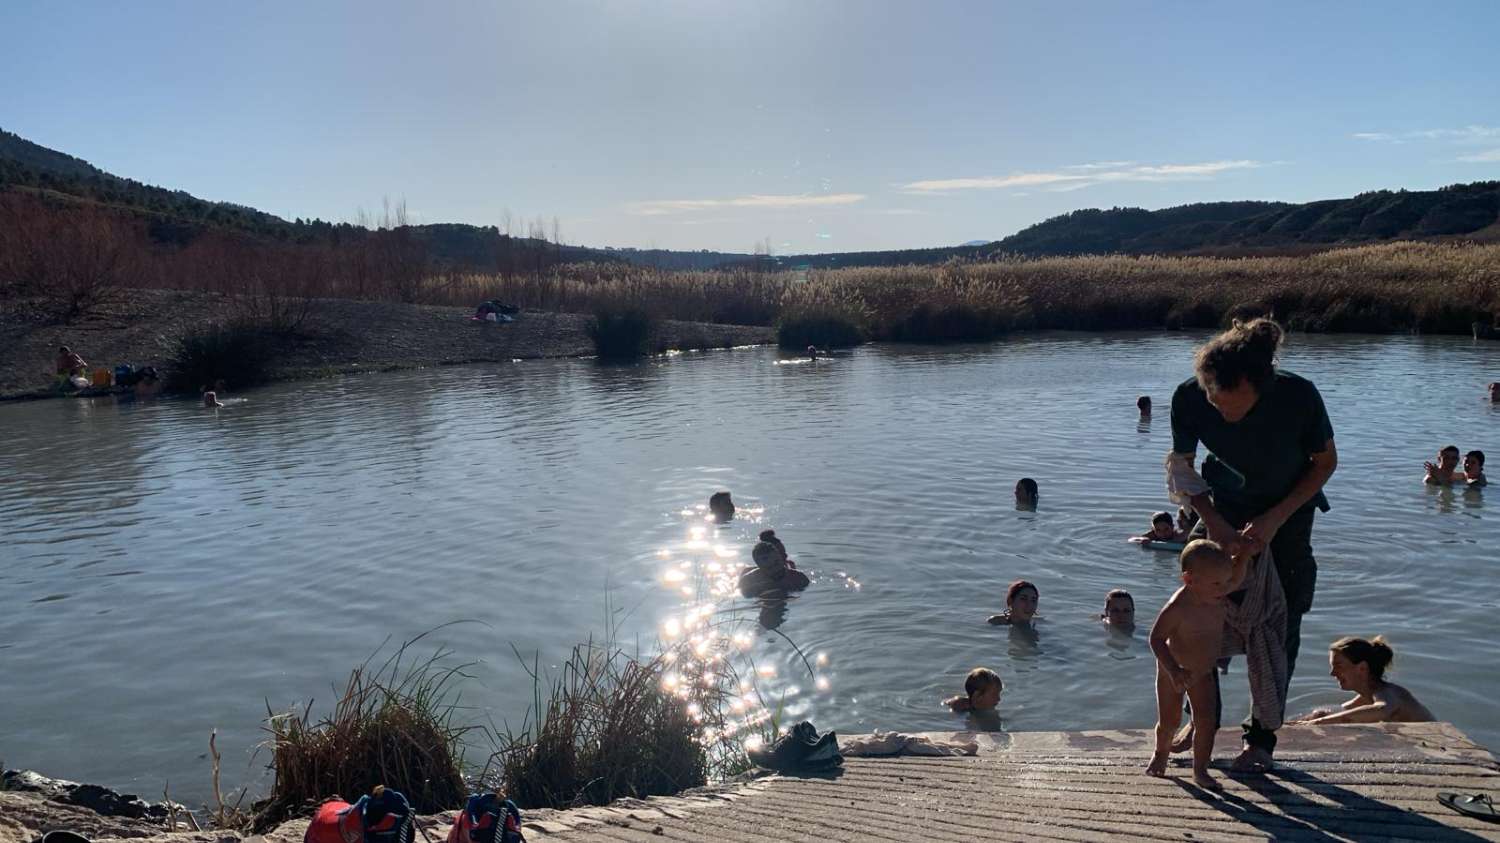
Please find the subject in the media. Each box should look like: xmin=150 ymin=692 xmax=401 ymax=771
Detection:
xmin=1147 ymin=667 xmax=1180 ymax=777
xmin=1186 ymin=673 xmax=1222 ymax=791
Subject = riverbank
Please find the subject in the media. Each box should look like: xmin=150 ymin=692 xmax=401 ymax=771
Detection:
xmin=6 ymin=724 xmax=1498 ymax=842
xmin=0 ymin=289 xmax=775 ymax=401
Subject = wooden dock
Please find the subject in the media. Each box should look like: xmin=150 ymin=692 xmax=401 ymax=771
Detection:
xmin=510 ymin=723 xmax=1500 ymax=842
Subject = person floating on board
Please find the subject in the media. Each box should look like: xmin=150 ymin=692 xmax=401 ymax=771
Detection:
xmin=1288 ymin=636 xmax=1433 ymax=725
xmin=1141 ymin=511 xmax=1187 ymax=543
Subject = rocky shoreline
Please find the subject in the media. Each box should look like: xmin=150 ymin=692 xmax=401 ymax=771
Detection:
xmin=0 ymin=289 xmax=776 ymax=401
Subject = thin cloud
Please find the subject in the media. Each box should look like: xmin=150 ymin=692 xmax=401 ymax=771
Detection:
xmin=1352 ymin=125 xmax=1500 ymax=145
xmin=898 ymin=160 xmax=1262 ymax=194
xmin=1457 ymin=148 xmax=1500 ymax=163
xmin=627 ymin=193 xmax=866 ymax=216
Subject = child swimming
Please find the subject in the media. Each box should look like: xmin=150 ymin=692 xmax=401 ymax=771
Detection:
xmin=737 ymin=538 xmax=810 ymax=597
xmin=1424 ymin=445 xmax=1462 ymax=485
xmin=1101 ymin=589 xmax=1135 ymax=628
xmin=203 ymin=390 xmax=224 ymax=408
xmin=1145 ymin=539 xmax=1248 ymax=791
xmin=1464 ymin=450 xmax=1487 ymax=487
xmin=944 ymin=667 xmax=1003 ymax=713
xmin=988 ymin=580 xmax=1040 ymax=626
xmin=1289 ymin=636 xmax=1434 ymax=724
xmin=1140 ymin=511 xmax=1185 ymax=543
xmin=1014 ymin=478 xmax=1038 ymax=510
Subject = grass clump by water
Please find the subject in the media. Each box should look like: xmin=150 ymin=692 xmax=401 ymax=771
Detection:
xmin=487 ymin=639 xmax=720 ymax=809
xmin=777 ymin=307 xmax=866 ymax=349
xmin=587 ymin=305 xmax=657 ymax=359
xmin=167 ymin=321 xmax=275 ymax=393
xmin=255 ymin=632 xmax=474 ymax=830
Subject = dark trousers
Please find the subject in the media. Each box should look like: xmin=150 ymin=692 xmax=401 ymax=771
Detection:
xmin=1194 ymin=506 xmax=1318 ymax=752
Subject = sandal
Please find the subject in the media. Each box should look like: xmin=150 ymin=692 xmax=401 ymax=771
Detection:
xmin=1438 ymin=792 xmax=1500 ymax=822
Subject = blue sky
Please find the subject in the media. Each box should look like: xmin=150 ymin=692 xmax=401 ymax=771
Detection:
xmin=3 ymin=0 xmax=1498 ymax=253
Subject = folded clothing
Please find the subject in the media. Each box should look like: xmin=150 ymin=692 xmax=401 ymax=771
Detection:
xmin=841 ymin=731 xmax=978 ymax=757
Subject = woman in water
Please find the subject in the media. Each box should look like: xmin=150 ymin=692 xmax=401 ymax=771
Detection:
xmin=988 ymin=580 xmax=1040 ymax=626
xmin=1290 ymin=636 xmax=1433 ymax=724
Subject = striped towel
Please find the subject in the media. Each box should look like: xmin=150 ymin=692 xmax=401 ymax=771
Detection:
xmin=1219 ymin=545 xmax=1289 ymax=730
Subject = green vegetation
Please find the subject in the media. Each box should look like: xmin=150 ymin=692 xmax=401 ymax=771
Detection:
xmin=777 ymin=307 xmax=866 ymax=349
xmin=587 ymin=306 xmax=657 ymax=359
xmin=256 ymin=634 xmax=473 ymax=830
xmin=167 ymin=322 xmax=275 ymax=393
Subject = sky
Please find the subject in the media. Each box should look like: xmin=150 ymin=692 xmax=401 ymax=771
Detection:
xmin=3 ymin=0 xmax=1499 ymax=254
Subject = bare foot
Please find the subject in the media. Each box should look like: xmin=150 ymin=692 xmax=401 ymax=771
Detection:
xmin=1145 ymin=751 xmax=1169 ymax=777
xmin=1170 ymin=723 xmax=1193 ymax=753
xmin=1230 ymin=745 xmax=1274 ymax=772
xmin=1193 ymin=768 xmax=1223 ymax=791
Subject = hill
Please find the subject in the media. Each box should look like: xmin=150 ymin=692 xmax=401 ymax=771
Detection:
xmin=3 ymin=127 xmax=1498 ymax=271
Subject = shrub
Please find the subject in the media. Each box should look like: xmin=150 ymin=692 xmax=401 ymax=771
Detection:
xmin=882 ymin=302 xmax=1007 ymax=343
xmin=587 ymin=306 xmax=656 ymax=359
xmin=167 ymin=321 xmax=275 ymax=393
xmin=255 ymin=635 xmax=473 ymax=830
xmin=777 ymin=307 xmax=865 ymax=349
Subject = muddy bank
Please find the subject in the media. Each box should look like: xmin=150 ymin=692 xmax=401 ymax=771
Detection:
xmin=0 ymin=290 xmax=775 ymax=401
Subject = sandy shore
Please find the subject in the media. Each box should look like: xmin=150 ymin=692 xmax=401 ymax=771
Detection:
xmin=0 ymin=289 xmax=775 ymax=401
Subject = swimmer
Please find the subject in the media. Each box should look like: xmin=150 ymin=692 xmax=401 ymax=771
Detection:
xmin=1141 ymin=511 xmax=1185 ymax=542
xmin=737 ymin=538 xmax=810 ymax=597
xmin=1424 ymin=445 xmax=1462 ymax=485
xmin=1014 ymin=478 xmax=1038 ymax=510
xmin=988 ymin=580 xmax=1040 ymax=626
xmin=807 ymin=344 xmax=822 ymax=361
xmin=1101 ymin=589 xmax=1136 ymax=628
xmin=1289 ymin=636 xmax=1433 ymax=724
xmin=1145 ymin=539 xmax=1248 ymax=791
xmin=1489 ymin=382 xmax=1499 ymax=403
xmin=203 ymin=390 xmax=224 ymax=409
xmin=1464 ymin=450 xmax=1486 ymax=487
xmin=708 ymin=491 xmax=735 ymax=523
xmin=944 ymin=667 xmax=1003 ymax=713
xmin=1137 ymin=395 xmax=1152 ymax=417
xmin=758 ymin=530 xmax=797 ymax=569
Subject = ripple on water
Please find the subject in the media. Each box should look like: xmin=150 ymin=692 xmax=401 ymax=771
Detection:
xmin=0 ymin=335 xmax=1496 ymax=804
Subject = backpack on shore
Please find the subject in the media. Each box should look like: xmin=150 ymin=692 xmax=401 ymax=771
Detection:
xmin=304 ymin=786 xmax=414 ymax=843
xmin=446 ymin=793 xmax=524 ymax=843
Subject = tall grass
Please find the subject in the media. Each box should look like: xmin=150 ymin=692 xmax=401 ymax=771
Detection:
xmin=256 ymin=630 xmax=475 ymax=830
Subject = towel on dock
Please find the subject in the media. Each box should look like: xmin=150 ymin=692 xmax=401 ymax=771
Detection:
xmin=841 ymin=731 xmax=979 ymax=758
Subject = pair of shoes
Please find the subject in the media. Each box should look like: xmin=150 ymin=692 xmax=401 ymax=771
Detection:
xmin=748 ymin=721 xmax=842 ymax=773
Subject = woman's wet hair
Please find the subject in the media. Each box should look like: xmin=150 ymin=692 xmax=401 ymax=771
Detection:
xmin=1194 ymin=317 xmax=1283 ymax=393
xmin=1015 ymin=477 xmax=1038 ymax=501
xmin=1006 ymin=579 xmax=1038 ymax=606
xmin=1331 ymin=635 xmax=1395 ymax=682
xmin=964 ymin=667 xmax=1002 ymax=701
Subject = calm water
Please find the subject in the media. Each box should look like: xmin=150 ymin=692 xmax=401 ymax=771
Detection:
xmin=3 ymin=333 xmax=1498 ymax=803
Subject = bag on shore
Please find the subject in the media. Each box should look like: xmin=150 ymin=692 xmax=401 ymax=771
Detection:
xmin=446 ymin=793 xmax=524 ymax=843
xmin=304 ymin=787 xmax=414 ymax=843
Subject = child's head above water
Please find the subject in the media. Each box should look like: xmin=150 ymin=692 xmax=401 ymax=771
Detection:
xmin=1329 ymin=635 xmax=1395 ymax=688
xmin=1137 ymin=395 xmax=1151 ymax=414
xmin=1438 ymin=445 xmax=1461 ymax=470
xmin=709 ymin=491 xmax=735 ymax=521
xmin=1150 ymin=511 xmax=1175 ymax=539
xmin=1179 ymin=539 xmax=1234 ymax=598
xmin=1006 ymin=579 xmax=1039 ymax=621
xmin=1102 ymin=589 xmax=1135 ymax=626
xmin=963 ymin=667 xmax=1003 ymax=711
xmin=1014 ymin=478 xmax=1038 ymax=507
xmin=1465 ymin=450 xmax=1485 ymax=474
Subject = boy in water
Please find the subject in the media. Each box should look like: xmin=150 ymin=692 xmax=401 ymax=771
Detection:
xmin=1140 ymin=511 xmax=1185 ymax=542
xmin=1146 ymin=539 xmax=1248 ymax=791
xmin=1424 ymin=445 xmax=1462 ymax=485
xmin=1464 ymin=450 xmax=1486 ymax=487
xmin=1101 ymin=589 xmax=1135 ymax=629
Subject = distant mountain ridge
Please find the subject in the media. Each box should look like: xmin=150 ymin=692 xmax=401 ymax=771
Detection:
xmin=3 ymin=127 xmax=1497 ymax=271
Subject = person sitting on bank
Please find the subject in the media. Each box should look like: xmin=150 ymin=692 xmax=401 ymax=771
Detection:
xmin=708 ymin=491 xmax=735 ymax=522
xmin=1424 ymin=445 xmax=1463 ymax=485
xmin=1289 ymin=636 xmax=1433 ymax=724
xmin=1014 ymin=478 xmax=1038 ymax=510
xmin=737 ymin=538 xmax=809 ymax=597
xmin=55 ymin=346 xmax=87 ymax=378
xmin=944 ymin=667 xmax=1003 ymax=713
xmin=988 ymin=579 xmax=1040 ymax=626
xmin=1141 ymin=511 xmax=1186 ymax=543
xmin=1464 ymin=450 xmax=1487 ymax=487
